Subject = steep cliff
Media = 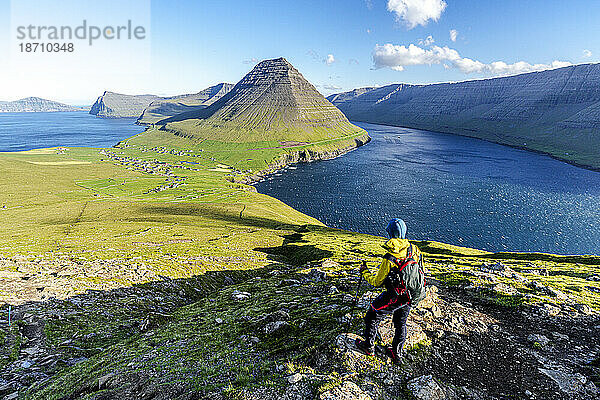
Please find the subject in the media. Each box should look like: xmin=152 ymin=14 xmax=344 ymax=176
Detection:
xmin=136 ymin=83 xmax=234 ymax=125
xmin=328 ymin=64 xmax=600 ymax=169
xmin=326 ymin=86 xmax=377 ymax=105
xmin=89 ymin=91 xmax=161 ymax=118
xmin=0 ymin=97 xmax=78 ymax=112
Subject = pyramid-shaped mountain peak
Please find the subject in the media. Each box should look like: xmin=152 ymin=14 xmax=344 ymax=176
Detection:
xmin=159 ymin=58 xmax=367 ymax=143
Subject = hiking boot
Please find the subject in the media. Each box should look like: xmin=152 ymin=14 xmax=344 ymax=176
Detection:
xmin=354 ymin=338 xmax=374 ymax=356
xmin=382 ymin=346 xmax=400 ymax=365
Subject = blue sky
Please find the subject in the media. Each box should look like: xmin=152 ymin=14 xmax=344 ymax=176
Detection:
xmin=0 ymin=0 xmax=598 ymax=104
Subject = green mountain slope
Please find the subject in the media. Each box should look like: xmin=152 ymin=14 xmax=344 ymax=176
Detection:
xmin=158 ymin=57 xmax=368 ymax=144
xmin=136 ymin=83 xmax=234 ymax=125
xmin=89 ymin=92 xmax=162 ymax=118
xmin=328 ymin=64 xmax=600 ymax=170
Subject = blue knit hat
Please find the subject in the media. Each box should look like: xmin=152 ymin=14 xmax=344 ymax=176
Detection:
xmin=386 ymin=218 xmax=407 ymax=239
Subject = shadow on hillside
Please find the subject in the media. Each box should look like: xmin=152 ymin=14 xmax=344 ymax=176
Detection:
xmin=0 ymin=263 xmax=300 ymax=397
xmin=2 ymin=262 xmax=293 ymax=397
xmin=136 ymin=203 xmax=304 ymax=231
xmin=255 ymin=244 xmax=333 ymax=267
xmin=254 ymin=229 xmax=333 ymax=266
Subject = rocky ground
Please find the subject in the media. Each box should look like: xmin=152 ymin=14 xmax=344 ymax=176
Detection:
xmin=1 ymin=227 xmax=599 ymax=400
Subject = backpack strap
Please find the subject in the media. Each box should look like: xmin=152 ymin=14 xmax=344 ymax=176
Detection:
xmin=382 ymin=253 xmax=412 ymax=300
xmin=383 ymin=252 xmax=416 ymax=272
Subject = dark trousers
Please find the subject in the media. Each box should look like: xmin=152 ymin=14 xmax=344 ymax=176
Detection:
xmin=363 ymin=290 xmax=411 ymax=354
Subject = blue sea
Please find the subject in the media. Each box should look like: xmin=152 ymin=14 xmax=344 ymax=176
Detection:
xmin=255 ymin=122 xmax=600 ymax=255
xmin=0 ymin=111 xmax=143 ymax=152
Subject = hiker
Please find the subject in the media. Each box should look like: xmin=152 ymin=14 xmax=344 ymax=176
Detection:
xmin=355 ymin=218 xmax=425 ymax=363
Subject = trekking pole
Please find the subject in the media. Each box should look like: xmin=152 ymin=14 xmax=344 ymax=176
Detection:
xmin=345 ymin=261 xmax=365 ymax=334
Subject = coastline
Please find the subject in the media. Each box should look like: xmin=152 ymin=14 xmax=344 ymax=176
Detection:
xmin=348 ymin=119 xmax=600 ymax=173
xmin=240 ymin=132 xmax=371 ymax=185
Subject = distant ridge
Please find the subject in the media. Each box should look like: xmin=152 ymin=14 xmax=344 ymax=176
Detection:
xmin=326 ymin=87 xmax=378 ymax=105
xmin=137 ymin=83 xmax=234 ymax=125
xmin=0 ymin=97 xmax=79 ymax=113
xmin=160 ymin=57 xmax=367 ymax=143
xmin=327 ymin=63 xmax=600 ymax=170
xmin=89 ymin=92 xmax=162 ymax=118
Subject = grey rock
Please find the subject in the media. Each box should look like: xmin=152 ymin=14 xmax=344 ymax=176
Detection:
xmin=232 ymin=290 xmax=251 ymax=301
xmin=527 ymin=334 xmax=550 ymax=346
xmin=587 ymin=286 xmax=600 ymax=294
xmin=492 ymin=283 xmax=518 ymax=296
xmin=279 ymin=279 xmax=301 ymax=287
xmin=530 ymin=270 xmax=549 ymax=276
xmin=21 ymin=346 xmax=41 ymax=356
xmin=264 ymin=321 xmax=290 ymax=335
xmin=546 ymin=287 xmax=568 ymax=299
xmin=537 ymin=303 xmax=561 ymax=317
xmin=539 ymin=368 xmax=589 ymax=395
xmin=283 ymin=382 xmax=314 ymax=400
xmin=264 ymin=310 xmax=290 ymax=323
xmin=407 ymin=375 xmax=445 ymax=400
xmin=239 ymin=335 xmax=260 ymax=346
xmin=480 ymin=262 xmax=507 ymax=273
xmin=551 ymin=332 xmax=569 ymax=341
xmin=98 ymin=373 xmax=116 ymax=389
xmin=320 ymin=259 xmax=340 ymax=269
xmin=573 ymin=303 xmax=594 ymax=315
xmin=320 ymin=381 xmax=373 ymax=400
xmin=309 ymin=269 xmax=329 ymax=282
xmin=287 ymin=373 xmax=303 ymax=384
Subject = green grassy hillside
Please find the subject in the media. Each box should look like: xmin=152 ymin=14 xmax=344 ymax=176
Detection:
xmin=0 ymin=134 xmax=598 ymax=400
xmin=136 ymin=83 xmax=234 ymax=125
xmin=159 ymin=58 xmax=368 ymax=145
xmin=0 ymin=59 xmax=598 ymax=399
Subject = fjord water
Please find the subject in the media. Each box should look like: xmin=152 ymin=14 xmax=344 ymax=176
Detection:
xmin=255 ymin=122 xmax=600 ymax=255
xmin=0 ymin=112 xmax=143 ymax=152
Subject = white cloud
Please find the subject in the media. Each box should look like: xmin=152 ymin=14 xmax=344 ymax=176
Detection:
xmin=450 ymin=29 xmax=458 ymax=42
xmin=242 ymin=57 xmax=258 ymax=65
xmin=372 ymin=43 xmax=572 ymax=76
xmin=308 ymin=50 xmax=336 ymax=65
xmin=583 ymin=49 xmax=592 ymax=58
xmin=307 ymin=49 xmax=320 ymax=62
xmin=387 ymin=0 xmax=447 ymax=29
xmin=418 ymin=35 xmax=435 ymax=46
xmin=320 ymin=83 xmax=342 ymax=91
